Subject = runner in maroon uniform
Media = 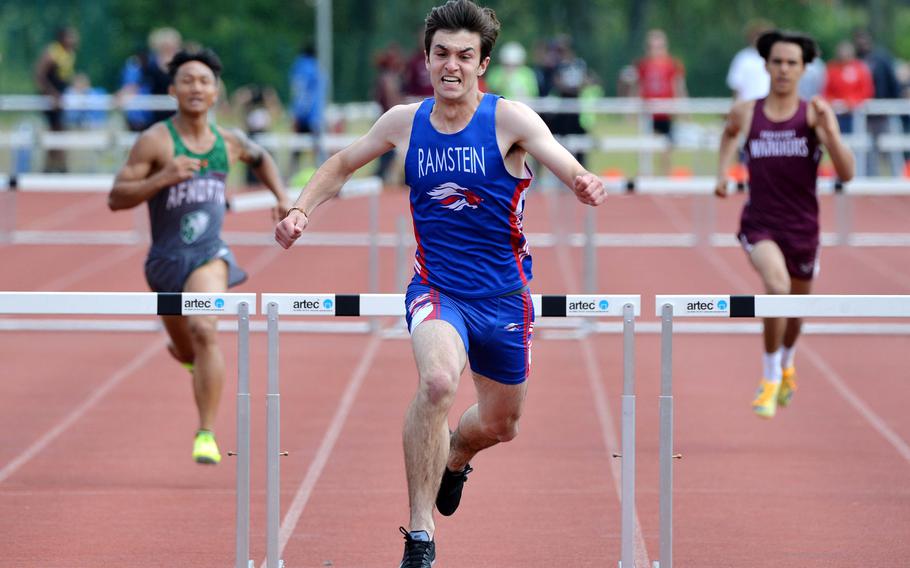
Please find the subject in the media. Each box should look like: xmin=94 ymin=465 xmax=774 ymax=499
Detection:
xmin=715 ymin=30 xmax=855 ymax=419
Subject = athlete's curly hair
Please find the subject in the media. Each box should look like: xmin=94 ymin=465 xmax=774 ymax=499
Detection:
xmin=757 ymin=30 xmax=818 ymax=64
xmin=167 ymin=48 xmax=223 ymax=80
xmin=424 ymin=0 xmax=500 ymax=61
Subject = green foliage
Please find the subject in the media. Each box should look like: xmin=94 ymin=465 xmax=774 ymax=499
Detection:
xmin=0 ymin=0 xmax=906 ymax=101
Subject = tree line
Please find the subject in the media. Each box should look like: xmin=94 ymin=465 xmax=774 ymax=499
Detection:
xmin=1 ymin=0 xmax=903 ymax=102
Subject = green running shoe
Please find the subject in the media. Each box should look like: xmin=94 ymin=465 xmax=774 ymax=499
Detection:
xmin=192 ymin=430 xmax=221 ymax=465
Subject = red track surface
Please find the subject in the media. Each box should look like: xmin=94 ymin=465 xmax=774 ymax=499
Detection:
xmin=1 ymin=188 xmax=909 ymax=566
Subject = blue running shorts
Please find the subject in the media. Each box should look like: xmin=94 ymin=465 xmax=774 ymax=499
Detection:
xmin=404 ymin=282 xmax=534 ymax=385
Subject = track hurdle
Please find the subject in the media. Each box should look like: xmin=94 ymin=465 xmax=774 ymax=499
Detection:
xmin=0 ymin=291 xmax=257 ymax=568
xmin=652 ymin=294 xmax=910 ymax=568
xmin=259 ymin=292 xmax=640 ymax=568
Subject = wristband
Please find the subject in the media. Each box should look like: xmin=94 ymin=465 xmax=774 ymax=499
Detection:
xmin=285 ymin=206 xmax=308 ymax=219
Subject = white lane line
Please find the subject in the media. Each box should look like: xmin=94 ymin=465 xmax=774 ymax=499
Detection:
xmin=38 ymin=246 xmax=141 ymax=291
xmin=547 ymin=191 xmax=652 ymax=567
xmin=0 ymin=337 xmax=165 ymax=484
xmin=580 ymin=338 xmax=653 ymax=568
xmin=802 ymin=345 xmax=910 ymax=465
xmin=261 ymin=333 xmax=382 ymax=568
xmin=702 ymin=243 xmax=910 ymax=467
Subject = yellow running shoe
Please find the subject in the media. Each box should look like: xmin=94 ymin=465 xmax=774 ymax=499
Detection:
xmin=778 ymin=367 xmax=798 ymax=407
xmin=752 ymin=378 xmax=780 ymax=419
xmin=192 ymin=430 xmax=221 ymax=465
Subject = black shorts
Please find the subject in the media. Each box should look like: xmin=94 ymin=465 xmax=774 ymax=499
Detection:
xmin=653 ymin=117 xmax=673 ymax=137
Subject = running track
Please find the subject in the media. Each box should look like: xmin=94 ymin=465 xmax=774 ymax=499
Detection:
xmin=1 ymin=187 xmax=909 ymax=566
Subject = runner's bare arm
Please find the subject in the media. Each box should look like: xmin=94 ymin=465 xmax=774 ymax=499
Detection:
xmin=498 ymin=99 xmax=605 ymax=206
xmin=108 ymin=126 xmax=200 ymax=210
xmin=809 ymin=96 xmax=855 ymax=182
xmin=715 ymin=100 xmax=753 ymax=197
xmin=223 ymin=127 xmax=289 ymax=219
xmin=275 ymin=104 xmax=415 ymax=249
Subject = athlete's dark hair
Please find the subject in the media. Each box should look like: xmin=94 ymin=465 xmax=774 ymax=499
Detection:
xmin=756 ymin=30 xmax=818 ymax=64
xmin=168 ymin=48 xmax=223 ymax=80
xmin=424 ymin=0 xmax=500 ymax=61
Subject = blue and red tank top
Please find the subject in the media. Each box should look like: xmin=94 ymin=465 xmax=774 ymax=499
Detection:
xmin=404 ymin=94 xmax=533 ymax=298
xmin=743 ymin=98 xmax=822 ymax=236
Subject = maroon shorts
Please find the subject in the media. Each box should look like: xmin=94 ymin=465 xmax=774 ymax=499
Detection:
xmin=737 ymin=222 xmax=820 ymax=280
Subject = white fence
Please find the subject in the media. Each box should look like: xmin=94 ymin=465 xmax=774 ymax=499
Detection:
xmin=3 ymin=95 xmax=909 ymax=176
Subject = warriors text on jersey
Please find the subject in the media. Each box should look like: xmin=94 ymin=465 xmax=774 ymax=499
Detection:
xmin=404 ymin=94 xmax=533 ymax=298
xmin=743 ymin=98 xmax=822 ymax=238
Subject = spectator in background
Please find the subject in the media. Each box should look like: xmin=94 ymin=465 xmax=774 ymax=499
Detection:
xmin=34 ymin=26 xmax=79 ymax=172
xmin=548 ymin=35 xmax=589 ymax=164
xmin=616 ymin=64 xmax=638 ymax=98
xmin=404 ymin=29 xmax=435 ymax=100
xmin=854 ymin=28 xmax=902 ymax=175
xmin=634 ymin=28 xmax=687 ymax=174
xmin=118 ymin=27 xmax=182 ymax=132
xmin=486 ymin=41 xmax=538 ymax=100
xmin=823 ymin=41 xmax=873 ymax=134
xmin=289 ymin=44 xmax=324 ymax=176
xmin=726 ymin=19 xmax=773 ymax=102
xmin=799 ymin=47 xmax=826 ymax=99
xmin=373 ymin=43 xmax=405 ymax=183
xmin=231 ymin=84 xmax=283 ymax=187
xmin=62 ymin=73 xmax=108 ymax=130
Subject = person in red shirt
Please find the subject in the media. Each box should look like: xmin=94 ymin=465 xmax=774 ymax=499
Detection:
xmin=823 ymin=40 xmax=874 ymax=133
xmin=634 ymin=29 xmax=687 ymax=174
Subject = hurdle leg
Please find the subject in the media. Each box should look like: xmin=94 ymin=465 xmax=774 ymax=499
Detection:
xmin=583 ymin=207 xmax=597 ymax=293
xmin=656 ymin=303 xmax=675 ymax=568
xmin=619 ymin=303 xmax=636 ymax=567
xmin=235 ymin=302 xmax=253 ymax=568
xmin=266 ymin=302 xmax=285 ymax=568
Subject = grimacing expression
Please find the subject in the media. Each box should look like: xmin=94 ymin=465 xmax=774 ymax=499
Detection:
xmin=170 ymin=61 xmax=218 ymax=113
xmin=426 ymin=29 xmax=490 ymax=100
xmin=766 ymin=42 xmax=805 ymax=95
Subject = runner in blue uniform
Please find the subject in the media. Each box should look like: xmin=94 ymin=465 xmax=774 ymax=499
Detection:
xmin=275 ymin=2 xmax=605 ymax=565
xmin=109 ymin=48 xmax=289 ymax=464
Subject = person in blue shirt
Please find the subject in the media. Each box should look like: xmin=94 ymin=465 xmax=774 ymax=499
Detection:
xmin=63 ymin=73 xmax=108 ymax=129
xmin=288 ymin=44 xmax=324 ymax=174
xmin=118 ymin=28 xmax=182 ymax=132
xmin=275 ymin=1 xmax=605 ymax=565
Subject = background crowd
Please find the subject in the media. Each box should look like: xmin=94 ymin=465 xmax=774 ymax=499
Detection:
xmin=15 ymin=14 xmax=910 ymax=178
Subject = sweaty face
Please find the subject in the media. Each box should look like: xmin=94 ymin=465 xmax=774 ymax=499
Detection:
xmin=766 ymin=42 xmax=805 ymax=95
xmin=426 ymin=29 xmax=489 ymax=100
xmin=170 ymin=61 xmax=218 ymax=114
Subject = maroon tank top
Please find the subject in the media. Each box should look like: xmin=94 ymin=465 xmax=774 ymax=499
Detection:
xmin=742 ymin=98 xmax=821 ymax=237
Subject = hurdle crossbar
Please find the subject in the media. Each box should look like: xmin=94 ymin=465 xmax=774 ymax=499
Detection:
xmin=0 ymin=292 xmax=256 ymax=568
xmin=260 ymin=293 xmax=640 ymax=568
xmin=651 ymin=293 xmax=910 ymax=568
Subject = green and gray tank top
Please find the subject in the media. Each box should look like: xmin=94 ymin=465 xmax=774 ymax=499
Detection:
xmin=147 ymin=119 xmax=229 ymax=255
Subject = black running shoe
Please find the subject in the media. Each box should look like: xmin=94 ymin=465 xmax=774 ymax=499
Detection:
xmin=399 ymin=527 xmax=435 ymax=567
xmin=435 ymin=463 xmax=473 ymax=516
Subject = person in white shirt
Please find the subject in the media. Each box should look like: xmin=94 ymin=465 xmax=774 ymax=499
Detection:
xmin=726 ymin=20 xmax=773 ymax=102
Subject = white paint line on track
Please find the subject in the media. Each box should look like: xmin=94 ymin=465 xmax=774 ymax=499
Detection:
xmin=580 ymin=338 xmax=653 ymax=568
xmin=28 ymin=193 xmax=106 ymax=231
xmin=802 ymin=345 xmax=910 ymax=465
xmin=0 ymin=337 xmax=165 ymax=484
xmin=262 ymin=333 xmax=382 ymax=568
xmin=702 ymin=243 xmax=910 ymax=468
xmin=547 ymin=191 xmax=652 ymax=568
xmin=846 ymin=247 xmax=910 ymax=289
xmin=38 ymin=246 xmax=141 ymax=291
